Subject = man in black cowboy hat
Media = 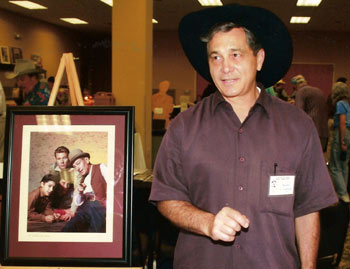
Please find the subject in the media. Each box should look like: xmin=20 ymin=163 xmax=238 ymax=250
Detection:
xmin=62 ymin=148 xmax=108 ymax=232
xmin=6 ymin=59 xmax=50 ymax=105
xmin=150 ymin=4 xmax=337 ymax=268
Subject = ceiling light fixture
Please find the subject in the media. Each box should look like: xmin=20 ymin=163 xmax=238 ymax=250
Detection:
xmin=99 ymin=0 xmax=112 ymax=7
xmin=60 ymin=18 xmax=88 ymax=25
xmin=290 ymin=16 xmax=311 ymax=23
xmin=198 ymin=0 xmax=223 ymax=6
xmin=152 ymin=19 xmax=158 ymax=24
xmin=296 ymin=0 xmax=322 ymax=6
xmin=9 ymin=1 xmax=47 ymax=9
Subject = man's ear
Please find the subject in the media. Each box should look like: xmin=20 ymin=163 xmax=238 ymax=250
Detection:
xmin=256 ymin=49 xmax=265 ymax=71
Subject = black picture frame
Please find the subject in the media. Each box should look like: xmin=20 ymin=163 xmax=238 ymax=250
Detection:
xmin=1 ymin=106 xmax=134 ymax=267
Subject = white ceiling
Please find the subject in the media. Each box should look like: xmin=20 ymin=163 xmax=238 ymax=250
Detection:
xmin=0 ymin=0 xmax=349 ymax=35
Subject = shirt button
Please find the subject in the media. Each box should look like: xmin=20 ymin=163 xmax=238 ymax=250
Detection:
xmin=235 ymin=244 xmax=241 ymax=249
xmin=239 ymin=157 xmax=245 ymax=162
xmin=238 ymin=186 xmax=244 ymax=191
xmin=238 ymin=128 xmax=243 ymax=133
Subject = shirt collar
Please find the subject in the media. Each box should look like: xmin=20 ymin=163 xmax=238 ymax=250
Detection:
xmin=212 ymin=85 xmax=273 ymax=118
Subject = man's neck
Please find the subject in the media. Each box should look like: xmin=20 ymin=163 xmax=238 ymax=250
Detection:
xmin=226 ymin=87 xmax=260 ymax=123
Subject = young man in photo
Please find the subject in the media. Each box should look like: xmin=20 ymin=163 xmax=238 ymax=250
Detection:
xmin=28 ymin=174 xmax=57 ymax=223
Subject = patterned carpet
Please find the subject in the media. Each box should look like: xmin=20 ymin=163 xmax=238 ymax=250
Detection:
xmin=339 ymin=223 xmax=350 ymax=269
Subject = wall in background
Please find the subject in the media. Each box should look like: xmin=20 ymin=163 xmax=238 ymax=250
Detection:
xmin=0 ymin=9 xmax=111 ymax=95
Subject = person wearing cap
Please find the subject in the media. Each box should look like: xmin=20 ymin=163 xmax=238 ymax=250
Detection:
xmin=62 ymin=148 xmax=107 ymax=232
xmin=149 ymin=4 xmax=337 ymax=268
xmin=5 ymin=59 xmax=50 ymax=106
xmin=274 ymin=79 xmax=289 ymax=101
xmin=28 ymin=174 xmax=58 ymax=223
xmin=292 ymin=74 xmax=329 ymax=152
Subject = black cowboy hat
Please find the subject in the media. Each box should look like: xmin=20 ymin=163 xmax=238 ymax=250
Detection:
xmin=178 ymin=4 xmax=293 ymax=88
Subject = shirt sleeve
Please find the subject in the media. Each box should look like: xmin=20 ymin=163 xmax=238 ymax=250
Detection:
xmin=100 ymin=163 xmax=108 ymax=182
xmin=293 ymin=123 xmax=338 ymax=217
xmin=149 ymin=117 xmax=191 ymax=203
xmin=335 ymin=101 xmax=348 ymax=115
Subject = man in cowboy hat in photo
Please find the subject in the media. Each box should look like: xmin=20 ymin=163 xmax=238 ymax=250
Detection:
xmin=62 ymin=148 xmax=108 ymax=232
xmin=149 ymin=4 xmax=337 ymax=268
xmin=6 ymin=59 xmax=50 ymax=105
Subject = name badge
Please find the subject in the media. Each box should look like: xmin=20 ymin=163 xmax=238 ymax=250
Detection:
xmin=269 ymin=175 xmax=295 ymax=196
xmin=154 ymin=107 xmax=164 ymax=114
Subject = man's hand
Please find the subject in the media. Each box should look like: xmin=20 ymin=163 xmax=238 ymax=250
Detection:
xmin=78 ymin=183 xmax=86 ymax=192
xmin=157 ymin=201 xmax=249 ymax=242
xmin=209 ymin=207 xmax=249 ymax=242
xmin=59 ymin=209 xmax=75 ymax=222
xmin=44 ymin=215 xmax=55 ymax=223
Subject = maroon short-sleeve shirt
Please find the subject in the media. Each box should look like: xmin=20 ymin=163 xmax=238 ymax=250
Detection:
xmin=149 ymin=90 xmax=337 ymax=268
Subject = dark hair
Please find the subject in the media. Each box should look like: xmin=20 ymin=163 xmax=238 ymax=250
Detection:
xmin=54 ymin=146 xmax=69 ymax=157
xmin=200 ymin=22 xmax=263 ymax=56
xmin=48 ymin=76 xmax=55 ymax=83
xmin=40 ymin=174 xmax=56 ymax=184
xmin=336 ymin=77 xmax=347 ymax=84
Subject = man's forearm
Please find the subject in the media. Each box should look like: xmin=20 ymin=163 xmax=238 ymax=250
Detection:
xmin=295 ymin=212 xmax=320 ymax=269
xmin=157 ymin=200 xmax=215 ymax=237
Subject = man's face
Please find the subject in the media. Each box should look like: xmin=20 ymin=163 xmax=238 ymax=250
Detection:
xmin=40 ymin=180 xmax=55 ymax=197
xmin=208 ymin=28 xmax=265 ymax=102
xmin=73 ymin=157 xmax=90 ymax=176
xmin=16 ymin=74 xmax=36 ymax=94
xmin=55 ymin=152 xmax=69 ymax=170
xmin=275 ymin=83 xmax=284 ymax=91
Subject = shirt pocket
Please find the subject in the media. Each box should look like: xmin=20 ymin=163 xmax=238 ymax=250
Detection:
xmin=259 ymin=161 xmax=296 ymax=217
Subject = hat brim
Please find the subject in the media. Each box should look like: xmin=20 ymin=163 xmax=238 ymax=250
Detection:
xmin=5 ymin=68 xmax=46 ymax=79
xmin=69 ymin=152 xmax=90 ymax=168
xmin=178 ymin=4 xmax=293 ymax=88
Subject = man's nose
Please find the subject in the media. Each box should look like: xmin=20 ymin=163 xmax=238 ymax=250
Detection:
xmin=222 ymin=58 xmax=233 ymax=73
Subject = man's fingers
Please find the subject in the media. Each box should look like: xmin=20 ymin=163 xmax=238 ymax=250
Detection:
xmin=223 ymin=208 xmax=250 ymax=229
xmin=210 ymin=207 xmax=250 ymax=242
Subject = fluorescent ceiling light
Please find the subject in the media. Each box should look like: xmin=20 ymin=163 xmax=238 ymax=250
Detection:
xmin=198 ymin=0 xmax=223 ymax=6
xmin=60 ymin=18 xmax=88 ymax=25
xmin=152 ymin=19 xmax=158 ymax=24
xmin=100 ymin=0 xmax=112 ymax=7
xmin=9 ymin=1 xmax=47 ymax=9
xmin=296 ymin=0 xmax=322 ymax=6
xmin=290 ymin=16 xmax=311 ymax=23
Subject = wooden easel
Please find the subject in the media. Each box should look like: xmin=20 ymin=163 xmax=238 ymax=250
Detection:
xmin=48 ymin=53 xmax=84 ymax=106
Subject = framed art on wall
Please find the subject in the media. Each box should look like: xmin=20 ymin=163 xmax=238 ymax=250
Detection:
xmin=0 ymin=106 xmax=134 ymax=267
xmin=0 ymin=46 xmax=11 ymax=64
xmin=11 ymin=47 xmax=23 ymax=64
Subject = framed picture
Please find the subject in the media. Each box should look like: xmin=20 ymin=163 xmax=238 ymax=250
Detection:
xmin=11 ymin=47 xmax=23 ymax=64
xmin=1 ymin=106 xmax=134 ymax=267
xmin=0 ymin=46 xmax=11 ymax=64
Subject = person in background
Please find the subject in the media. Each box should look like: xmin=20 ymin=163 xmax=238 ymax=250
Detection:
xmin=150 ymin=4 xmax=337 ymax=268
xmin=293 ymin=74 xmax=329 ymax=151
xmin=329 ymin=81 xmax=350 ymax=203
xmin=274 ymin=79 xmax=289 ymax=101
xmin=5 ymin=59 xmax=50 ymax=105
xmin=28 ymin=174 xmax=58 ymax=223
xmin=47 ymin=76 xmax=55 ymax=91
xmin=0 ymin=81 xmax=6 ymax=162
xmin=336 ymin=77 xmax=347 ymax=84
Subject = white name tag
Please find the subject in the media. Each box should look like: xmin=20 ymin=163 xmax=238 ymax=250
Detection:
xmin=269 ymin=175 xmax=295 ymax=196
xmin=154 ymin=107 xmax=163 ymax=114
